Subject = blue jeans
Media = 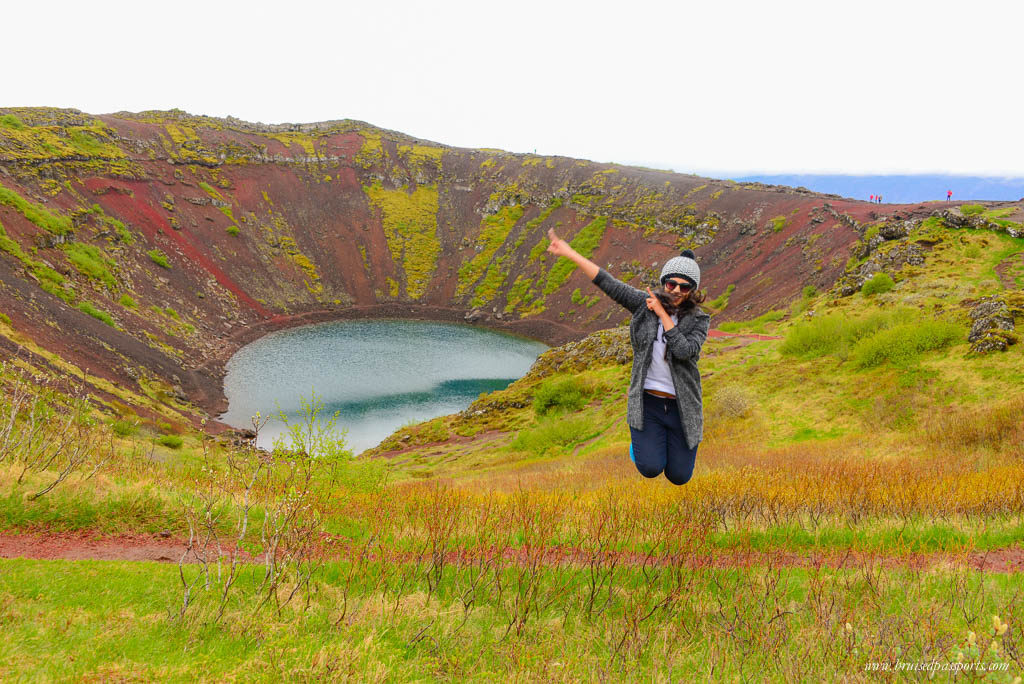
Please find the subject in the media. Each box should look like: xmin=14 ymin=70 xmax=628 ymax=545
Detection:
xmin=629 ymin=392 xmax=698 ymax=485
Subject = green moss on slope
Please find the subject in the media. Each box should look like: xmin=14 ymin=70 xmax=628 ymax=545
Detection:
xmin=62 ymin=243 xmax=117 ymax=290
xmin=458 ymin=205 xmax=524 ymax=301
xmin=544 ymin=216 xmax=607 ymax=295
xmin=0 ymin=182 xmax=73 ymax=235
xmin=364 ymin=180 xmax=440 ymax=299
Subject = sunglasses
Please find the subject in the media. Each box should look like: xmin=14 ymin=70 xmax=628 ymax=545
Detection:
xmin=663 ymin=279 xmax=692 ymax=292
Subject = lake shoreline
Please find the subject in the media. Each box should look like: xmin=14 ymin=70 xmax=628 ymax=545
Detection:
xmin=192 ymin=304 xmax=583 ymax=428
xmin=212 ymin=316 xmax=551 ymax=452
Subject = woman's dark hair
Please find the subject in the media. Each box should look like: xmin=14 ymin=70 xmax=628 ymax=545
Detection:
xmin=653 ymin=286 xmax=707 ymax=315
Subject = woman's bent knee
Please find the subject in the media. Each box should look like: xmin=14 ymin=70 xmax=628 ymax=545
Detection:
xmin=635 ymin=463 xmax=664 ymax=479
xmin=665 ymin=471 xmax=693 ymax=486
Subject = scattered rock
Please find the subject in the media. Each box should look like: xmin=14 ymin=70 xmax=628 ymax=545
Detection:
xmin=217 ymin=428 xmax=257 ymax=447
xmin=836 ymin=241 xmax=928 ymax=296
xmin=879 ymin=220 xmax=914 ymax=240
xmin=966 ymin=296 xmax=1018 ymax=353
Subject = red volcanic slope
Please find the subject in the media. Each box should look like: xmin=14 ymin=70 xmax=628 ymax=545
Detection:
xmin=0 ymin=108 xmax=922 ymax=422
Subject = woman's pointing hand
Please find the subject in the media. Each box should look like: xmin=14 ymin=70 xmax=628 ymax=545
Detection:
xmin=646 ymin=287 xmax=667 ymax=317
xmin=546 ymin=228 xmax=572 ymax=258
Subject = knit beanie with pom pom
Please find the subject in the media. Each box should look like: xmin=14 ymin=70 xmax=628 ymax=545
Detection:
xmin=659 ymin=249 xmax=700 ymax=290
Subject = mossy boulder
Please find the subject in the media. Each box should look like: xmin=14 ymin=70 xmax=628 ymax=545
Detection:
xmin=967 ymin=295 xmax=1017 ymax=353
xmin=522 ymin=327 xmax=632 ymax=381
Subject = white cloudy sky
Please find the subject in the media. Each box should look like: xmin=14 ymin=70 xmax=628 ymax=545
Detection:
xmin=7 ymin=0 xmax=1023 ymax=175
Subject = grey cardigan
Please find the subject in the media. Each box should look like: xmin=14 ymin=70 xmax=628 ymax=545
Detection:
xmin=592 ymin=268 xmax=711 ymax=449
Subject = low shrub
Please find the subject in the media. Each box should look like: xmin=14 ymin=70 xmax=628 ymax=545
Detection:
xmin=960 ymin=204 xmax=985 ymax=216
xmin=226 ymin=225 xmax=240 ymax=236
xmin=532 ymin=376 xmax=589 ymax=416
xmin=157 ymin=434 xmax=183 ymax=449
xmin=111 ymin=419 xmax=138 ymax=437
xmin=861 ymin=272 xmax=895 ymax=296
xmin=157 ymin=421 xmax=182 ymax=435
xmin=852 ymin=319 xmax=963 ymax=368
xmin=119 ymin=294 xmax=137 ymax=309
xmin=508 ymin=414 xmax=599 ymax=456
xmin=781 ymin=309 xmax=914 ymax=360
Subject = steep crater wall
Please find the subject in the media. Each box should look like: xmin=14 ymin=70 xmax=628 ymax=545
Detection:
xmin=0 ymin=107 xmax=896 ymax=425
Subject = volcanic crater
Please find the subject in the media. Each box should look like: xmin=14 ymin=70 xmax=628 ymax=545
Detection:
xmin=0 ymin=107 xmax=929 ymax=427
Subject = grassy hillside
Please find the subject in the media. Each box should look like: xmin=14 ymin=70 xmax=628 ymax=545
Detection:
xmin=1 ymin=207 xmax=1023 ymax=678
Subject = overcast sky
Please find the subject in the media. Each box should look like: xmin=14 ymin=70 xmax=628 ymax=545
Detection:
xmin=7 ymin=0 xmax=1023 ymax=176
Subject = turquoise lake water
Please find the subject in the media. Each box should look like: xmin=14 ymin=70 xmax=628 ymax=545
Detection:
xmin=219 ymin=319 xmax=549 ymax=454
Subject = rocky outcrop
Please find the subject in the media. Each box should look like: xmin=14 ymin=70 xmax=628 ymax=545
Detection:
xmin=966 ymin=296 xmax=1019 ymax=353
xmin=836 ymin=240 xmax=929 ymax=296
xmin=933 ymin=209 xmax=1024 ymax=239
xmin=522 ymin=326 xmax=632 ymax=380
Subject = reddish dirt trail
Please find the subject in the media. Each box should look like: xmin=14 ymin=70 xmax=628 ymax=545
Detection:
xmin=3 ymin=532 xmax=1023 ymax=573
xmin=0 ymin=532 xmax=185 ymax=563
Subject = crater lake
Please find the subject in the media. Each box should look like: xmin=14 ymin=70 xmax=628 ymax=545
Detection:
xmin=219 ymin=319 xmax=549 ymax=453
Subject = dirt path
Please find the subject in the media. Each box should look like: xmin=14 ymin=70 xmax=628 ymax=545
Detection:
xmin=0 ymin=532 xmax=185 ymax=563
xmin=3 ymin=532 xmax=1023 ymax=573
xmin=994 ymin=250 xmax=1024 ymax=290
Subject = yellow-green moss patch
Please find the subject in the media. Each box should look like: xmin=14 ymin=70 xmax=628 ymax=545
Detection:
xmin=364 ymin=181 xmax=440 ymax=299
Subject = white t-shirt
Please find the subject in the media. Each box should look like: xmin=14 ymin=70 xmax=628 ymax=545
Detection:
xmin=643 ymin=316 xmax=677 ymax=395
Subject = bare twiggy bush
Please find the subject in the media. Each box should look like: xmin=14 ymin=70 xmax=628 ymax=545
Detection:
xmin=176 ymin=394 xmax=349 ymax=629
xmin=176 ymin=414 xmax=266 ymax=624
xmin=708 ymin=383 xmax=755 ymax=420
xmin=0 ymin=363 xmax=115 ymax=499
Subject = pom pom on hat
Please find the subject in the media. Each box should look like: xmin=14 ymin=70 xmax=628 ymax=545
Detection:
xmin=659 ymin=249 xmax=700 ymax=290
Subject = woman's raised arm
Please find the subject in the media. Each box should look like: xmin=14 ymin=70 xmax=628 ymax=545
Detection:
xmin=546 ymin=228 xmax=599 ymax=280
xmin=546 ymin=228 xmax=647 ymax=313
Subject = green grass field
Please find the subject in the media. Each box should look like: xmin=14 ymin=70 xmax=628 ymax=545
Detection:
xmin=2 ymin=556 xmax=1021 ymax=681
xmin=1 ymin=212 xmax=1023 ymax=679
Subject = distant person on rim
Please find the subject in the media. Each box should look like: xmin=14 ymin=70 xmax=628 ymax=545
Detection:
xmin=947 ymin=190 xmax=953 ymax=201
xmin=545 ymin=229 xmax=710 ymax=485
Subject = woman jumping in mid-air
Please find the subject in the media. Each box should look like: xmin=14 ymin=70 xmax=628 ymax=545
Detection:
xmin=546 ymin=229 xmax=710 ymax=485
